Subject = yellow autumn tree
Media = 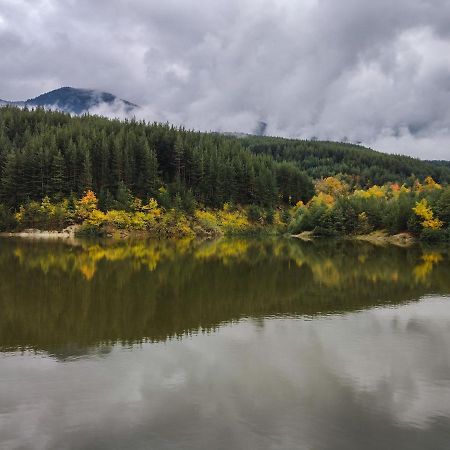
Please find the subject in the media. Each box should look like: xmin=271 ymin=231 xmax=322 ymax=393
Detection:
xmin=413 ymin=199 xmax=443 ymax=230
xmin=354 ymin=185 xmax=386 ymax=199
xmin=309 ymin=192 xmax=335 ymax=207
xmin=423 ymin=176 xmax=442 ymax=190
xmin=315 ymin=176 xmax=348 ymax=197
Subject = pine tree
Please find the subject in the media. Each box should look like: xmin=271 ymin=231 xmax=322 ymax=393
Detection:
xmin=173 ymin=135 xmax=185 ymax=187
xmin=1 ymin=152 xmax=18 ymax=206
xmin=116 ymin=180 xmax=132 ymax=211
xmin=49 ymin=150 xmax=65 ymax=197
xmin=137 ymin=138 xmax=158 ymax=198
xmin=80 ymin=149 xmax=93 ymax=193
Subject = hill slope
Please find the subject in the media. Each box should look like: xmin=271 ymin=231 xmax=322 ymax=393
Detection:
xmin=0 ymin=106 xmax=313 ymax=208
xmin=0 ymin=107 xmax=448 ymax=212
xmin=238 ymin=136 xmax=450 ymax=185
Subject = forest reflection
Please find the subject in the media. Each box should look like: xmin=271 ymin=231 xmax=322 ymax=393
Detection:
xmin=0 ymin=237 xmax=448 ymax=355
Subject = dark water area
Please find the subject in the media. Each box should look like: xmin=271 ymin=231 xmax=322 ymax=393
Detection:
xmin=0 ymin=238 xmax=449 ymax=449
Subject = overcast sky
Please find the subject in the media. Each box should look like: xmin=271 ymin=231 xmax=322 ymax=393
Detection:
xmin=1 ymin=0 xmax=450 ymax=159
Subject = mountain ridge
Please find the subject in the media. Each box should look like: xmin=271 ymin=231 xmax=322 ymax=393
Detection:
xmin=1 ymin=88 xmax=448 ymax=164
xmin=0 ymin=87 xmax=138 ymax=114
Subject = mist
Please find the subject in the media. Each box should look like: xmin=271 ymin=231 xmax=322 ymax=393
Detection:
xmin=1 ymin=0 xmax=450 ymax=158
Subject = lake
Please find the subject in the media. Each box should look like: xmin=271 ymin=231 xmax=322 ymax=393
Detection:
xmin=0 ymin=238 xmax=449 ymax=449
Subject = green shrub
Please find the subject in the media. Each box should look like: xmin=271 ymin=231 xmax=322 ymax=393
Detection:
xmin=435 ymin=187 xmax=450 ymax=226
xmin=0 ymin=204 xmax=16 ymax=231
xmin=265 ymin=209 xmax=274 ymax=225
xmin=247 ymin=205 xmax=263 ymax=223
xmin=420 ymin=227 xmax=449 ymax=243
xmin=76 ymin=223 xmax=106 ymax=237
xmin=381 ymin=194 xmax=414 ymax=234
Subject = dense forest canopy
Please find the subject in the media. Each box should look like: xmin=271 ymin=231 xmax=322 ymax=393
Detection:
xmin=238 ymin=136 xmax=450 ymax=186
xmin=1 ymin=107 xmax=449 ymax=214
xmin=0 ymin=106 xmax=313 ymax=209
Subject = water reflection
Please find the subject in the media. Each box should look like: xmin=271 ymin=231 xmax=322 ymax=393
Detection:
xmin=0 ymin=238 xmax=448 ymax=354
xmin=1 ymin=301 xmax=450 ymax=450
xmin=1 ymin=238 xmax=450 ymax=449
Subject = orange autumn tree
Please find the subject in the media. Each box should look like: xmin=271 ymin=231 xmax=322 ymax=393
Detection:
xmin=76 ymin=190 xmax=99 ymax=220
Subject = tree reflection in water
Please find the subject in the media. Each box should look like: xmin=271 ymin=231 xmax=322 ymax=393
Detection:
xmin=0 ymin=237 xmax=448 ymax=355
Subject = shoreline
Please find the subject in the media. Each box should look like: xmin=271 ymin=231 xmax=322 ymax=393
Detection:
xmin=1 ymin=227 xmax=418 ymax=247
xmin=292 ymin=230 xmax=418 ymax=247
xmin=0 ymin=226 xmax=79 ymax=240
xmin=352 ymin=231 xmax=417 ymax=247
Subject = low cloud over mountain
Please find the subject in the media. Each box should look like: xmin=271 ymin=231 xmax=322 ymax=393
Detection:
xmin=1 ymin=0 xmax=450 ymax=158
xmin=1 ymin=87 xmax=137 ymax=115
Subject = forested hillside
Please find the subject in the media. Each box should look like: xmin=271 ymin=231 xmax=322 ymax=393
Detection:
xmin=0 ymin=106 xmax=449 ymax=241
xmin=0 ymin=107 xmax=313 ymax=209
xmin=2 ymin=106 xmax=449 ymax=213
xmin=429 ymin=160 xmax=450 ymax=169
xmin=240 ymin=136 xmax=450 ymax=185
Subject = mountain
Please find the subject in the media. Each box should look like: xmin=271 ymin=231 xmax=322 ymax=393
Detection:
xmin=1 ymin=87 xmax=138 ymax=114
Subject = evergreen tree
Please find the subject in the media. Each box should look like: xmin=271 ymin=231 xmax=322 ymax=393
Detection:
xmin=80 ymin=149 xmax=93 ymax=193
xmin=173 ymin=135 xmax=185 ymax=186
xmin=136 ymin=138 xmax=158 ymax=198
xmin=0 ymin=152 xmax=18 ymax=206
xmin=115 ymin=180 xmax=132 ymax=211
xmin=49 ymin=150 xmax=65 ymax=196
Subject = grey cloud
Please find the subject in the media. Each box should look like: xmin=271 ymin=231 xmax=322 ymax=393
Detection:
xmin=1 ymin=0 xmax=450 ymax=158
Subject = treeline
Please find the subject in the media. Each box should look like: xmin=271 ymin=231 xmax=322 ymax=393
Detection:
xmin=1 ymin=107 xmax=449 ymax=241
xmin=2 ymin=107 xmax=449 ymax=211
xmin=0 ymin=107 xmax=314 ymax=209
xmin=239 ymin=136 xmax=450 ymax=186
xmin=289 ymin=177 xmax=450 ymax=242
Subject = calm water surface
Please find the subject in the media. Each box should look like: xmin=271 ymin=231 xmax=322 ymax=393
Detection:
xmin=0 ymin=238 xmax=449 ymax=449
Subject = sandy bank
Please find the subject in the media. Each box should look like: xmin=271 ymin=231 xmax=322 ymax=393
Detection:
xmin=292 ymin=230 xmax=417 ymax=247
xmin=352 ymin=231 xmax=416 ymax=247
xmin=0 ymin=225 xmax=79 ymax=240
